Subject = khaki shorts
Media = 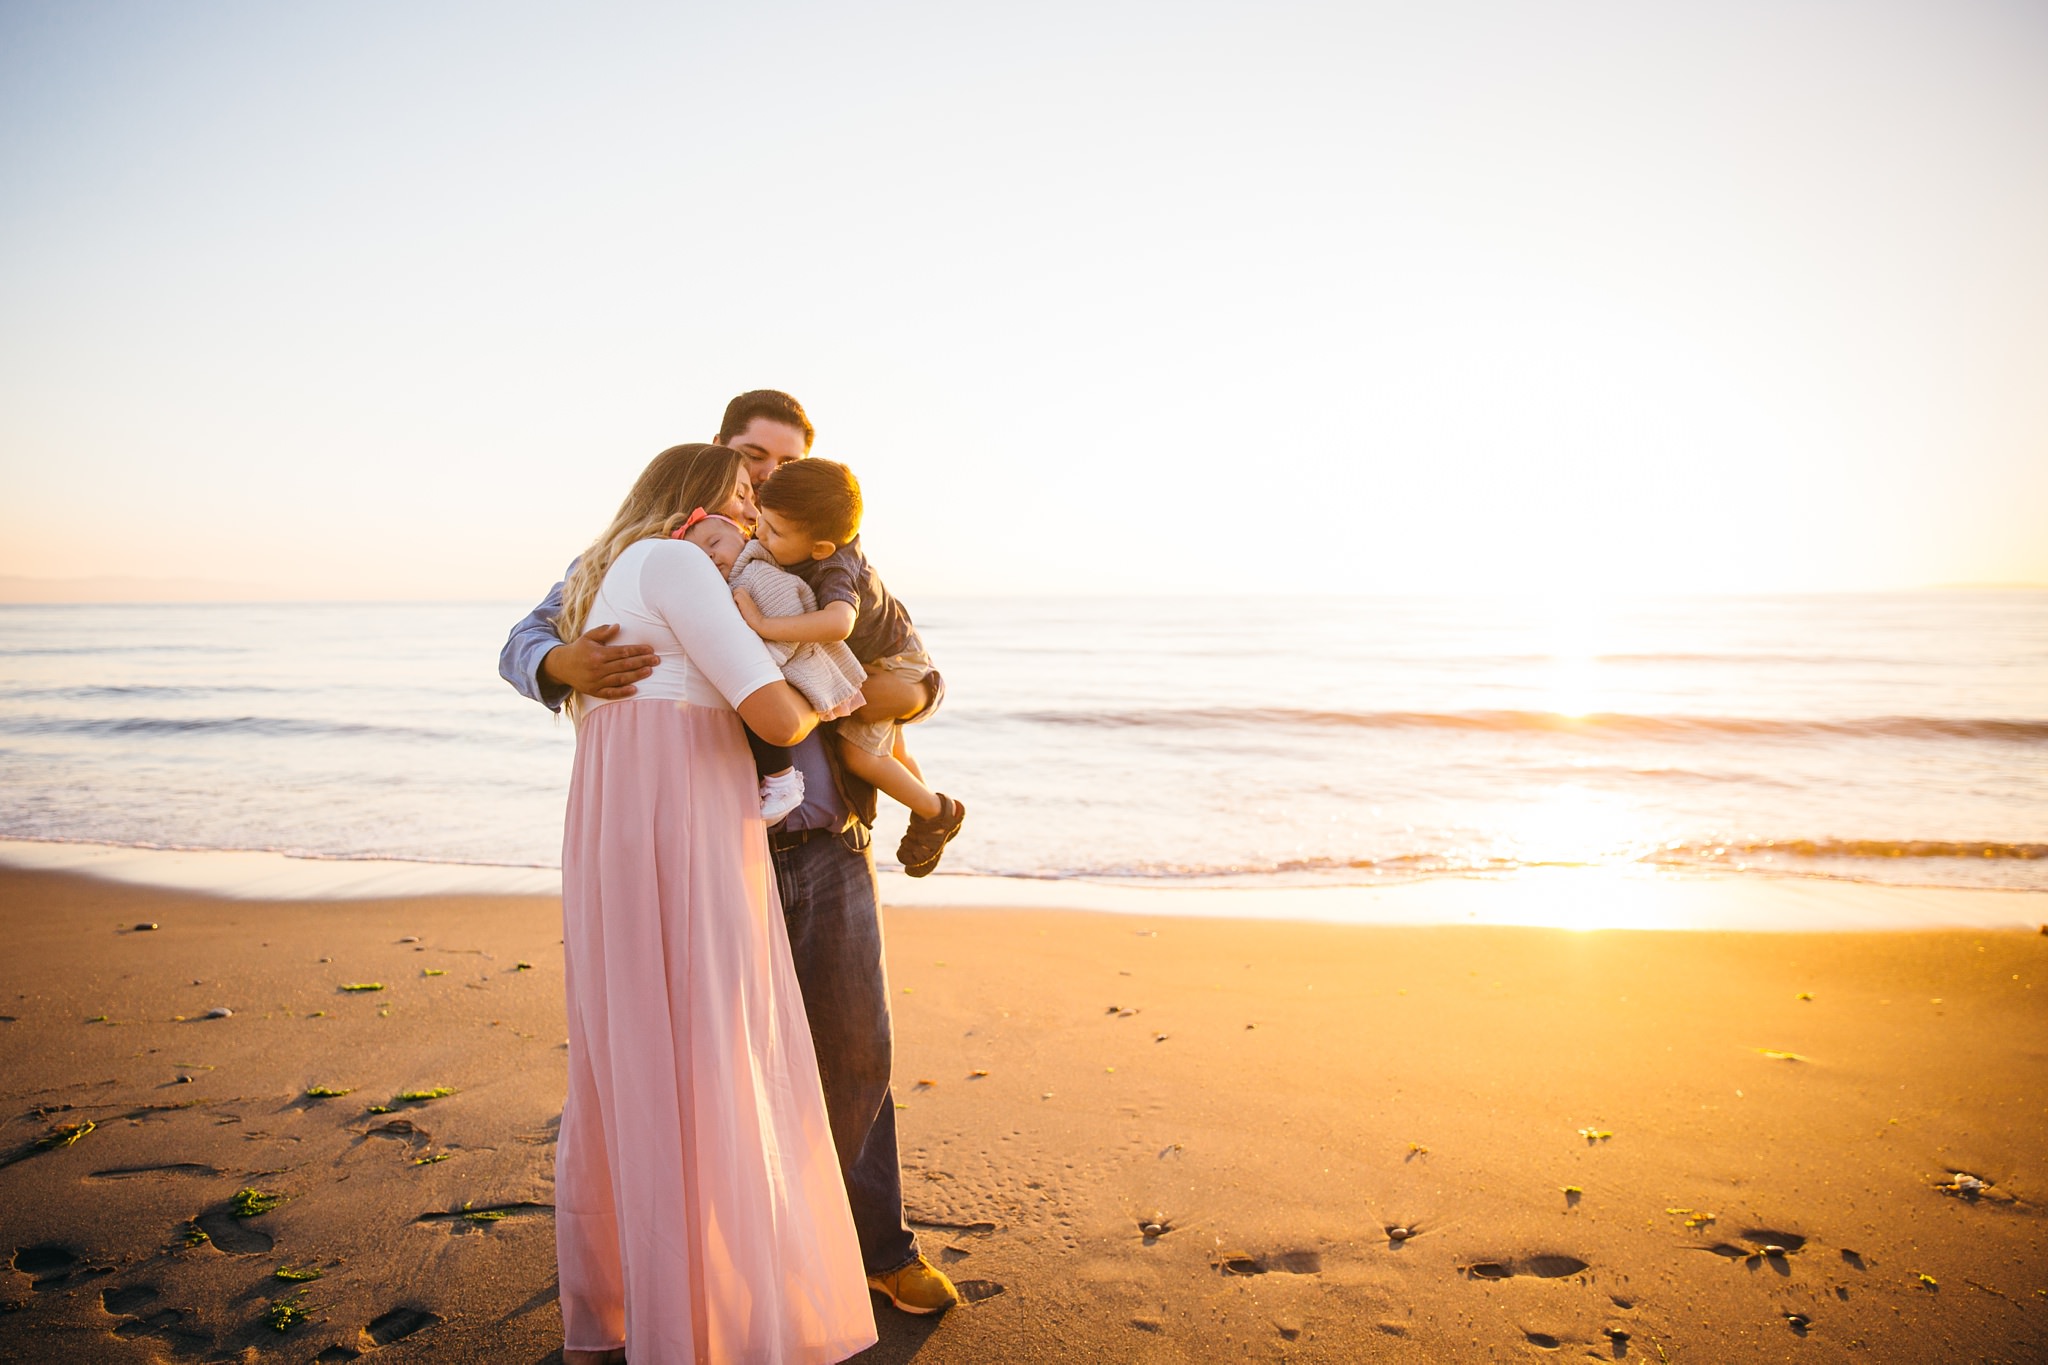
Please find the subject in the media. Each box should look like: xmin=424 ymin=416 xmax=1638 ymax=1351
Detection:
xmin=835 ymin=647 xmax=937 ymax=757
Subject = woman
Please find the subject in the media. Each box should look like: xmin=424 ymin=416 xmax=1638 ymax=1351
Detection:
xmin=552 ymin=443 xmax=877 ymax=1363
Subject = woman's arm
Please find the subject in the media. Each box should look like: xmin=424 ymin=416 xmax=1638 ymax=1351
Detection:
xmin=735 ymin=680 xmax=820 ymax=748
xmin=637 ymin=541 xmax=820 ymax=738
xmin=732 ymin=590 xmax=856 ymax=644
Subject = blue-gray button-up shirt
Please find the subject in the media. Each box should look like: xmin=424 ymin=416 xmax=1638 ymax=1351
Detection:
xmin=498 ymin=565 xmax=851 ymax=833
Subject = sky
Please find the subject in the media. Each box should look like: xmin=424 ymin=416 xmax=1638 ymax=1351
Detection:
xmin=2 ymin=0 xmax=2044 ymax=601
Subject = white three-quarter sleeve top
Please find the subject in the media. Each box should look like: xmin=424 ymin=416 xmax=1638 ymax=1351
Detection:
xmin=577 ymin=539 xmax=784 ymax=716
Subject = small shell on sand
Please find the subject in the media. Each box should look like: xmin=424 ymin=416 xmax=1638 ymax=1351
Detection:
xmin=204 ymin=1007 xmax=233 ymax=1019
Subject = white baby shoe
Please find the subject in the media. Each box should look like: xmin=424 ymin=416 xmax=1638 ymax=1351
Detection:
xmin=759 ymin=768 xmax=806 ymax=824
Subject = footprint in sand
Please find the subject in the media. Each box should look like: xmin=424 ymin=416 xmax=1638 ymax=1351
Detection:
xmin=357 ymin=1118 xmax=447 ymax=1169
xmin=11 ymin=1244 xmax=79 ymax=1289
xmin=414 ymin=1202 xmax=553 ymax=1234
xmin=112 ymin=1306 xmax=191 ymax=1340
xmin=307 ymin=1306 xmax=444 ymax=1360
xmin=364 ymin=1118 xmax=433 ymax=1151
xmin=1462 ymin=1254 xmax=1591 ymax=1281
xmin=87 ymin=1163 xmax=221 ymax=1182
xmin=1522 ymin=1254 xmax=1592 ymax=1279
xmin=193 ymin=1209 xmax=273 ymax=1254
xmin=101 ymin=1283 xmax=160 ymax=1315
xmin=102 ymin=1287 xmax=211 ymax=1358
xmin=367 ymin=1305 xmax=443 ymax=1345
xmin=1214 ymin=1250 xmax=1323 ymax=1277
xmin=905 ymin=1214 xmax=999 ymax=1236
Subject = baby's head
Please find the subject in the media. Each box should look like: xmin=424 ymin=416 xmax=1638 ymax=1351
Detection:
xmin=754 ymin=459 xmax=862 ymax=568
xmin=671 ymin=510 xmax=749 ymax=575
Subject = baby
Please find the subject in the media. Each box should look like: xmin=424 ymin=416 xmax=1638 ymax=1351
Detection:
xmin=675 ymin=509 xmax=748 ymax=576
xmin=674 ymin=509 xmax=865 ymax=822
xmin=733 ymin=459 xmax=966 ymax=877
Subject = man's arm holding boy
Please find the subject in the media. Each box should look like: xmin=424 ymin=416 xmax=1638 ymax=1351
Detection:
xmin=498 ymin=562 xmax=659 ymax=711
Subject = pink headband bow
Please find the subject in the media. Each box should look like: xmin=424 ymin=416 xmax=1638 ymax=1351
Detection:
xmin=671 ymin=508 xmax=744 ymax=540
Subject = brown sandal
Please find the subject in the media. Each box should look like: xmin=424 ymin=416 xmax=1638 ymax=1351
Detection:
xmin=897 ymin=795 xmax=965 ymax=877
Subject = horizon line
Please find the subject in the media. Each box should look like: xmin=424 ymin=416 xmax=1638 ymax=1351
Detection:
xmin=3 ymin=581 xmax=2044 ymax=608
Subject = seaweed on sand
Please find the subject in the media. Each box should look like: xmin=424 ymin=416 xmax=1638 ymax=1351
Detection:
xmin=229 ymin=1187 xmax=287 ymax=1218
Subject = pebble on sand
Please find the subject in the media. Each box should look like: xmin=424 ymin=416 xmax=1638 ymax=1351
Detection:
xmin=204 ymin=1007 xmax=233 ymax=1019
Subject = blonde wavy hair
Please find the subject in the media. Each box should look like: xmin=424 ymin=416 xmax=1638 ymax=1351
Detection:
xmin=554 ymin=443 xmax=748 ymax=665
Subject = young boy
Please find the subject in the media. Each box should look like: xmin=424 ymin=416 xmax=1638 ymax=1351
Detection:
xmin=733 ymin=459 xmax=966 ymax=876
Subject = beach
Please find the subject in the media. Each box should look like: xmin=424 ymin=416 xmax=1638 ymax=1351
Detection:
xmin=4 ymin=865 xmax=2043 ymax=1363
xmin=7 ymin=0 xmax=2047 ymax=1358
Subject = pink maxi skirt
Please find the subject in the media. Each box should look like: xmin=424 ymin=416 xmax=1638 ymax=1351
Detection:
xmin=556 ymin=700 xmax=876 ymax=1363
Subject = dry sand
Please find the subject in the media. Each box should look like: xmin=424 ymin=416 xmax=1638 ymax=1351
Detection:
xmin=1 ymin=866 xmax=2044 ymax=1363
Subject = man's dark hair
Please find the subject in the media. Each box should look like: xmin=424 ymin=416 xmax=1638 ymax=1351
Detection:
xmin=717 ymin=389 xmax=815 ymax=450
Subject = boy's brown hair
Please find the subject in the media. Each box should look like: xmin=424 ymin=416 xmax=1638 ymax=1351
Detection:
xmin=759 ymin=459 xmax=862 ymax=546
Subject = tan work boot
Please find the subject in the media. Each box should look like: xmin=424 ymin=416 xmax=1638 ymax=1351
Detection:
xmin=867 ymin=1254 xmax=963 ymax=1315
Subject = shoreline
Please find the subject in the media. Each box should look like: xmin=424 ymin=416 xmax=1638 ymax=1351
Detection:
xmin=1 ymin=866 xmax=2043 ymax=1362
xmin=2 ymin=835 xmax=2042 ymax=933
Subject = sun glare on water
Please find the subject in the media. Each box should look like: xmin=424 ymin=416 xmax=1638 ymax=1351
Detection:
xmin=1498 ymin=597 xmax=1677 ymax=888
xmin=1534 ymin=594 xmax=1617 ymax=721
xmin=1507 ymin=785 xmax=1639 ymax=870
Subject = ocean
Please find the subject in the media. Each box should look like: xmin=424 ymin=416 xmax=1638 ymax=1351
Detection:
xmin=1 ymin=593 xmax=2042 ymax=900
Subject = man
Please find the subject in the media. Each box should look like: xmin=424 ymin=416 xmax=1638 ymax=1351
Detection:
xmin=498 ymin=389 xmax=959 ymax=1316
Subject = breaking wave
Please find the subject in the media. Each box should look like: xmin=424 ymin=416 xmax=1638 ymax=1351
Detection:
xmin=0 ymin=714 xmax=453 ymax=743
xmin=1012 ymin=708 xmax=2048 ymax=744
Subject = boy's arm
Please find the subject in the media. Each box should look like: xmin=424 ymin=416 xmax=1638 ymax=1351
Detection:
xmin=732 ymin=590 xmax=856 ymax=644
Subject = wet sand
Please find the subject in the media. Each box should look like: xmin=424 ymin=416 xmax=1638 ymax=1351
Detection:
xmin=1 ymin=866 xmax=2044 ymax=1362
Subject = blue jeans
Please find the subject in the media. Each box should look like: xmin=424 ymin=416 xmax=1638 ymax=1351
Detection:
xmin=770 ymin=824 xmax=919 ymax=1275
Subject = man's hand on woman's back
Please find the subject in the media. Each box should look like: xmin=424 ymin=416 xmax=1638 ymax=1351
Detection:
xmin=542 ymin=623 xmax=659 ymax=700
